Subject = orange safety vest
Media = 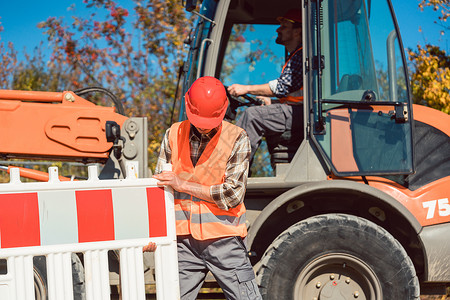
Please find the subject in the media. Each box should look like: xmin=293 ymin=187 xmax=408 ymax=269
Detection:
xmin=168 ymin=120 xmax=248 ymax=240
xmin=279 ymin=46 xmax=303 ymax=105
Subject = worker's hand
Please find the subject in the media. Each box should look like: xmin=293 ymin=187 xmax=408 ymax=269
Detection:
xmin=143 ymin=242 xmax=157 ymax=252
xmin=153 ymin=171 xmax=185 ymax=191
xmin=257 ymin=96 xmax=272 ymax=106
xmin=153 ymin=171 xmax=212 ymax=201
xmin=227 ymin=84 xmax=248 ymax=97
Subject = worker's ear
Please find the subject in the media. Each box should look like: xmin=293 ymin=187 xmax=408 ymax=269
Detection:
xmin=293 ymin=27 xmax=302 ymax=39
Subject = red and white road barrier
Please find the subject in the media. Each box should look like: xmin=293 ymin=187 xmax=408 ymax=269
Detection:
xmin=0 ymin=163 xmax=179 ymax=300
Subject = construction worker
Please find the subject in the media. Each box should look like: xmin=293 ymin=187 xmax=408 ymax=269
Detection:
xmin=152 ymin=76 xmax=261 ymax=300
xmin=227 ymin=8 xmax=303 ymax=168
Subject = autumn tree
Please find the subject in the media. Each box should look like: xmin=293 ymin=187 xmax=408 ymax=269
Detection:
xmin=37 ymin=0 xmax=194 ymax=169
xmin=0 ymin=20 xmax=18 ymax=88
xmin=408 ymin=0 xmax=450 ymax=114
xmin=408 ymin=44 xmax=450 ymax=114
xmin=419 ymin=0 xmax=450 ymax=22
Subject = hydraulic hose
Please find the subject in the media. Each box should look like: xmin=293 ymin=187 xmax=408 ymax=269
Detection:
xmin=74 ymin=86 xmax=126 ymax=116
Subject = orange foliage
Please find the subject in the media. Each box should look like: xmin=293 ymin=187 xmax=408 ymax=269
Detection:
xmin=34 ymin=0 xmax=194 ymax=169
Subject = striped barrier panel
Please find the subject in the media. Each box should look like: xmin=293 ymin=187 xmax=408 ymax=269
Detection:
xmin=0 ymin=163 xmax=179 ymax=300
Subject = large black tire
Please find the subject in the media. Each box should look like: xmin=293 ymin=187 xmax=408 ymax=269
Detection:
xmin=71 ymin=253 xmax=86 ymax=300
xmin=33 ymin=253 xmax=86 ymax=300
xmin=256 ymin=214 xmax=420 ymax=300
xmin=33 ymin=256 xmax=48 ymax=300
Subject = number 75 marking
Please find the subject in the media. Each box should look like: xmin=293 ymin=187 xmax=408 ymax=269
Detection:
xmin=422 ymin=198 xmax=450 ymax=219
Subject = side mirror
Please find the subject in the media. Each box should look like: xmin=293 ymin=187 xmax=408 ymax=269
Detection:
xmin=105 ymin=121 xmax=121 ymax=143
xmin=183 ymin=0 xmax=198 ymax=12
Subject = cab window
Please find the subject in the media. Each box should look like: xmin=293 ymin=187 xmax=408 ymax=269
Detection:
xmin=218 ymin=23 xmax=285 ymax=176
xmin=313 ymin=0 xmax=413 ymax=176
xmin=219 ymin=24 xmax=284 ymax=89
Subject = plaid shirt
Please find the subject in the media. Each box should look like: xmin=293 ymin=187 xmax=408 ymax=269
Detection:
xmin=155 ymin=123 xmax=251 ymax=211
xmin=269 ymin=45 xmax=303 ymax=97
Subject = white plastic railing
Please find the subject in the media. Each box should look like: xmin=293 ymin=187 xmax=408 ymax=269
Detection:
xmin=0 ymin=163 xmax=179 ymax=300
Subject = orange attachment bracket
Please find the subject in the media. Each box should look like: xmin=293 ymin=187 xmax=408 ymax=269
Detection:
xmin=0 ymin=90 xmax=128 ymax=162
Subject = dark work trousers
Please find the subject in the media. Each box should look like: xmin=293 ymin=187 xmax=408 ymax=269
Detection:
xmin=236 ymin=103 xmax=304 ymax=166
xmin=177 ymin=235 xmax=262 ymax=300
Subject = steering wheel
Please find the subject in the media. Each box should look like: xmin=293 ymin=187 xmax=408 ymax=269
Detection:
xmin=224 ymin=86 xmax=264 ymax=121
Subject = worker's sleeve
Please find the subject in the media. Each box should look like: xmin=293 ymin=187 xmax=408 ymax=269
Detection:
xmin=154 ymin=128 xmax=172 ymax=175
xmin=210 ymin=131 xmax=251 ymax=211
xmin=269 ymin=51 xmax=303 ymax=98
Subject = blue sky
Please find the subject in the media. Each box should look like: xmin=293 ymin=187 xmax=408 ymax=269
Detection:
xmin=0 ymin=0 xmax=447 ymax=58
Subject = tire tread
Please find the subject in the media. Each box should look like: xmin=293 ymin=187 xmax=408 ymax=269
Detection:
xmin=256 ymin=214 xmax=420 ymax=299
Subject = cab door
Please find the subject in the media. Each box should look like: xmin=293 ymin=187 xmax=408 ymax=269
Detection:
xmin=308 ymin=0 xmax=414 ymax=176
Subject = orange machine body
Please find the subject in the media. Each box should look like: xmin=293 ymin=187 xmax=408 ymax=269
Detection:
xmin=374 ymin=105 xmax=450 ymax=227
xmin=0 ymin=90 xmax=128 ymax=163
xmin=330 ymin=104 xmax=450 ymax=227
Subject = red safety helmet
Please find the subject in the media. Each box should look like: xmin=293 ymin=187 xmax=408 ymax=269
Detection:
xmin=277 ymin=9 xmax=302 ymax=24
xmin=185 ymin=76 xmax=228 ymax=129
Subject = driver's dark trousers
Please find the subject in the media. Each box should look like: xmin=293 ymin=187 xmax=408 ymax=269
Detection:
xmin=236 ymin=103 xmax=303 ymax=166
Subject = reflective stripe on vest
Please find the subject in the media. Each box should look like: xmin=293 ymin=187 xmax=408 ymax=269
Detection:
xmin=280 ymin=46 xmax=303 ymax=105
xmin=169 ymin=120 xmax=247 ymax=240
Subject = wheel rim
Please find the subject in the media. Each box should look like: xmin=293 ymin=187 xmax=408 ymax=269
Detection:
xmin=34 ymin=268 xmax=47 ymax=300
xmin=293 ymin=253 xmax=382 ymax=300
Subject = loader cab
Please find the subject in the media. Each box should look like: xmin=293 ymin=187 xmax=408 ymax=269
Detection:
xmin=180 ymin=0 xmax=414 ymax=179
